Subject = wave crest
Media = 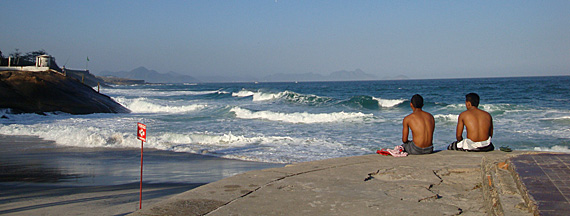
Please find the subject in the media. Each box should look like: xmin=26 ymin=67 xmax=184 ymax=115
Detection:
xmin=373 ymin=97 xmax=405 ymax=108
xmin=230 ymin=107 xmax=372 ymax=123
xmin=114 ymin=97 xmax=206 ymax=113
xmin=434 ymin=114 xmax=459 ymax=122
xmin=533 ymin=145 xmax=570 ymax=153
xmin=232 ymin=90 xmax=332 ymax=105
xmin=344 ymin=96 xmax=404 ymax=109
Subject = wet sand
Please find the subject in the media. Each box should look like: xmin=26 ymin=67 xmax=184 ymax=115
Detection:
xmin=0 ymin=135 xmax=284 ymax=215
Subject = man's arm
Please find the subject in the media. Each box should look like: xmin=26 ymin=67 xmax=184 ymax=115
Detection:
xmin=456 ymin=114 xmax=464 ymax=141
xmin=402 ymin=117 xmax=410 ymax=143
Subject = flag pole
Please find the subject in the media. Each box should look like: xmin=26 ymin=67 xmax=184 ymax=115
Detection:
xmin=139 ymin=139 xmax=143 ymax=209
xmin=137 ymin=122 xmax=147 ymax=210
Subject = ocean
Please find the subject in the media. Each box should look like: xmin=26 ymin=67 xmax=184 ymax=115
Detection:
xmin=1 ymin=76 xmax=569 ymax=164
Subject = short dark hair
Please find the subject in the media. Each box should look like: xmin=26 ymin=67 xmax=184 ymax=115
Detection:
xmin=465 ymin=93 xmax=480 ymax=107
xmin=411 ymin=94 xmax=424 ymax=108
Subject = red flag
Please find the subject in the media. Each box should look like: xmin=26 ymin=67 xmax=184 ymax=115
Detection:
xmin=137 ymin=123 xmax=146 ymax=142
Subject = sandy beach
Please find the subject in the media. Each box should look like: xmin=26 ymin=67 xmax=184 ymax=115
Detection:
xmin=0 ymin=135 xmax=284 ymax=215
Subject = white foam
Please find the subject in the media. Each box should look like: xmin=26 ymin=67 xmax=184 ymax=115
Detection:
xmin=443 ymin=103 xmax=528 ymax=113
xmin=0 ymin=122 xmax=139 ymax=148
xmin=533 ymin=145 xmax=570 ymax=153
xmin=372 ymin=97 xmax=405 ymax=108
xmin=252 ymin=91 xmax=284 ymax=101
xmin=114 ymin=97 xmax=206 ymax=113
xmin=539 ymin=116 xmax=570 ymax=121
xmin=434 ymin=114 xmax=459 ymax=122
xmin=232 ymin=90 xmax=255 ymax=97
xmin=102 ymin=88 xmax=221 ymax=97
xmin=151 ymin=132 xmax=362 ymax=163
xmin=230 ymin=107 xmax=372 ymax=123
xmin=233 ymin=90 xmax=331 ymax=105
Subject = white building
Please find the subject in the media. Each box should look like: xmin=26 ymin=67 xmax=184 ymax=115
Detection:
xmin=36 ymin=55 xmax=51 ymax=67
xmin=0 ymin=55 xmax=52 ymax=72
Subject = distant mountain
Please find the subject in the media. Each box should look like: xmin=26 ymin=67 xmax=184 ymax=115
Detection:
xmin=194 ymin=75 xmax=259 ymax=83
xmin=99 ymin=67 xmax=199 ymax=83
xmin=262 ymin=69 xmax=378 ymax=82
xmin=327 ymin=69 xmax=377 ymax=81
xmin=263 ymin=72 xmax=325 ymax=82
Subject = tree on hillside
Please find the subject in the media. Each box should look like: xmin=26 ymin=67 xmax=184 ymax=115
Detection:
xmin=5 ymin=49 xmax=49 ymax=66
xmin=22 ymin=49 xmax=49 ymax=63
xmin=9 ymin=49 xmax=22 ymax=65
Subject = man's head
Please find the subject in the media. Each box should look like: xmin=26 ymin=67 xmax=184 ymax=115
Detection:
xmin=465 ymin=93 xmax=480 ymax=107
xmin=411 ymin=94 xmax=424 ymax=109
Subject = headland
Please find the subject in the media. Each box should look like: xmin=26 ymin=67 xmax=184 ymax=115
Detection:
xmin=0 ymin=70 xmax=129 ymax=114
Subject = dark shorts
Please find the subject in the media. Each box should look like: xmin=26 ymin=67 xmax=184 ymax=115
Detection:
xmin=402 ymin=141 xmax=434 ymax=155
xmin=447 ymin=141 xmax=495 ymax=152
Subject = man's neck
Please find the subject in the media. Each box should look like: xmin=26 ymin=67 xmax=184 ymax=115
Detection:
xmin=412 ymin=108 xmax=423 ymax=113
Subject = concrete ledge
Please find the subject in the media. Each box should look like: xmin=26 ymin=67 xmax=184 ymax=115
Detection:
xmin=130 ymin=151 xmax=536 ymax=216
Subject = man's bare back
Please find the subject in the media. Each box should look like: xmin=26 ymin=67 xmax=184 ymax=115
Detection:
xmin=403 ymin=110 xmax=435 ymax=148
xmin=448 ymin=93 xmax=494 ymax=152
xmin=402 ymin=94 xmax=435 ymax=150
xmin=456 ymin=107 xmax=493 ymax=142
xmin=456 ymin=93 xmax=493 ymax=142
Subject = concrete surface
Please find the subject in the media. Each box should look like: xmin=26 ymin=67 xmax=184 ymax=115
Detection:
xmin=131 ymin=150 xmax=547 ymax=216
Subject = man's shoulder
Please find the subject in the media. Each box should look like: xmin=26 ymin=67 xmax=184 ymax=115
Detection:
xmin=422 ymin=110 xmax=434 ymax=118
xmin=461 ymin=108 xmax=491 ymax=119
xmin=473 ymin=108 xmax=491 ymax=116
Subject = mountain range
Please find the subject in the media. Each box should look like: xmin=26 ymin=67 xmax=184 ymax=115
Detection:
xmin=98 ymin=67 xmax=200 ymax=83
xmin=263 ymin=69 xmax=378 ymax=82
xmin=98 ymin=67 xmax=407 ymax=83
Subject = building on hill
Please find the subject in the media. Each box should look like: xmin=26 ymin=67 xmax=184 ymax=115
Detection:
xmin=0 ymin=55 xmax=59 ymax=73
xmin=36 ymin=55 xmax=51 ymax=67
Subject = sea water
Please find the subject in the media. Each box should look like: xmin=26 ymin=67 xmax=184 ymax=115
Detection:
xmin=1 ymin=76 xmax=569 ymax=163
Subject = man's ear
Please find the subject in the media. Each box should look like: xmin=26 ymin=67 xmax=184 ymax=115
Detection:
xmin=465 ymin=101 xmax=472 ymax=108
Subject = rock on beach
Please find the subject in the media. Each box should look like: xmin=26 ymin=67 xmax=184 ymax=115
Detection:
xmin=0 ymin=70 xmax=130 ymax=114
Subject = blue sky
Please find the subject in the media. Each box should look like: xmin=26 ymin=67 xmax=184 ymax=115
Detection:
xmin=1 ymin=0 xmax=569 ymax=79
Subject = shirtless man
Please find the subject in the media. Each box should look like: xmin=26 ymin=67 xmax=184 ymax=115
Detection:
xmin=448 ymin=93 xmax=494 ymax=151
xmin=402 ymin=94 xmax=435 ymax=155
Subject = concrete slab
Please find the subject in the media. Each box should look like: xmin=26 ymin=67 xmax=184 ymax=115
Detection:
xmin=132 ymin=150 xmax=539 ymax=216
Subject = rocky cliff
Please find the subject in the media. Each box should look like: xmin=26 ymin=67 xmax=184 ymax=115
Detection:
xmin=0 ymin=71 xmax=130 ymax=114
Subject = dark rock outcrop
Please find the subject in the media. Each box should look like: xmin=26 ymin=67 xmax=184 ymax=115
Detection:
xmin=0 ymin=71 xmax=130 ymax=114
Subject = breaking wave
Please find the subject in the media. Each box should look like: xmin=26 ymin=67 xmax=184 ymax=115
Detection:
xmin=434 ymin=114 xmax=459 ymax=122
xmin=102 ymin=88 xmax=225 ymax=97
xmin=232 ymin=90 xmax=332 ymax=105
xmin=373 ymin=97 xmax=406 ymax=108
xmin=533 ymin=145 xmax=570 ymax=153
xmin=343 ymin=96 xmax=405 ymax=109
xmin=114 ymin=97 xmax=206 ymax=113
xmin=229 ymin=107 xmax=373 ymax=123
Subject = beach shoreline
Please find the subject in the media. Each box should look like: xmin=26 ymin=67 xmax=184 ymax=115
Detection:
xmin=0 ymin=135 xmax=284 ymax=215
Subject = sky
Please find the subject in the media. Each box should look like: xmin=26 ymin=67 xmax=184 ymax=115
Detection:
xmin=1 ymin=0 xmax=569 ymax=80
